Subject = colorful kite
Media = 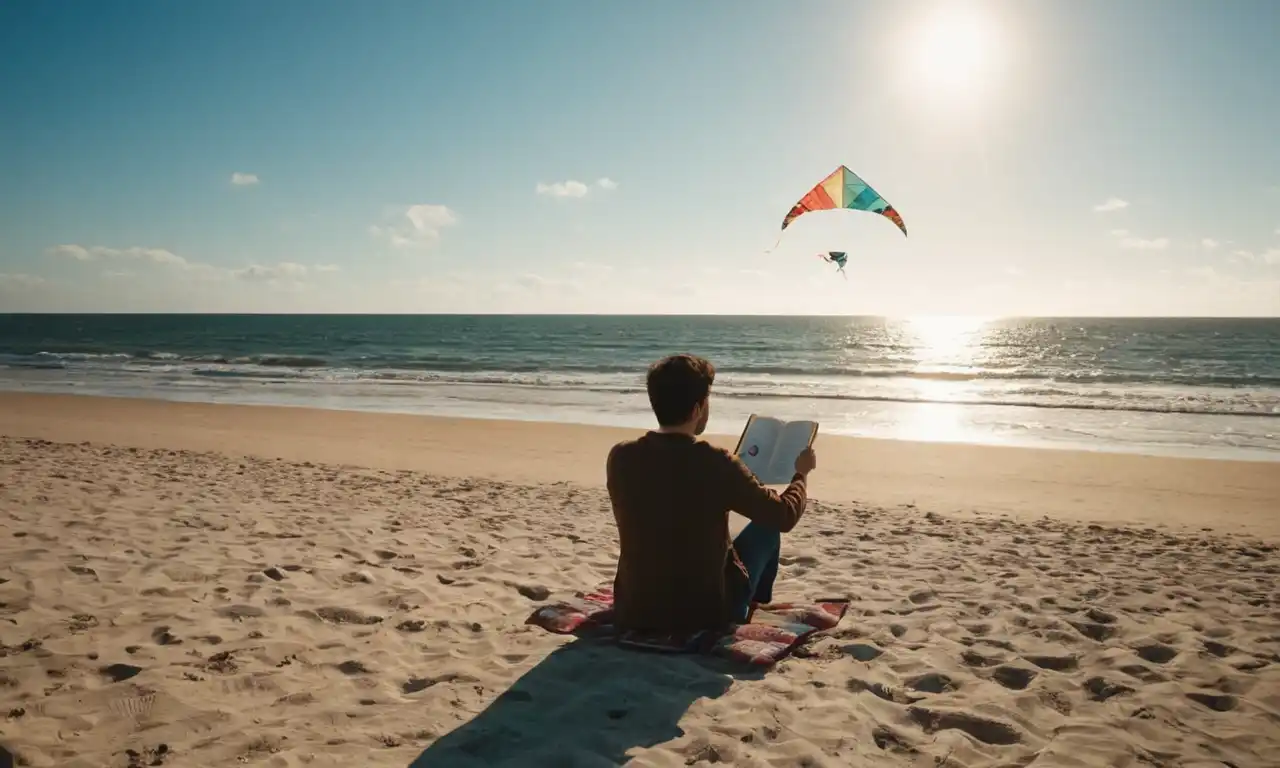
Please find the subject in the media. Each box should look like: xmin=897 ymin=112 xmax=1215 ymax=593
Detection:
xmin=781 ymin=165 xmax=907 ymax=237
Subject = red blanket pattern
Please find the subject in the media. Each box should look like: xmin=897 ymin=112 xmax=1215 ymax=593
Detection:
xmin=525 ymin=585 xmax=850 ymax=666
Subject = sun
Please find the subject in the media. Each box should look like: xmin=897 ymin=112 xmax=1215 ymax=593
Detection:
xmin=909 ymin=3 xmax=1003 ymax=102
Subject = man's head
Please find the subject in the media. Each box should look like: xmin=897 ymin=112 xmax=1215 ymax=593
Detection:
xmin=645 ymin=354 xmax=715 ymax=435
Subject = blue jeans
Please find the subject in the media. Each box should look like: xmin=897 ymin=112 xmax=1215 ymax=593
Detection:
xmin=730 ymin=522 xmax=781 ymax=622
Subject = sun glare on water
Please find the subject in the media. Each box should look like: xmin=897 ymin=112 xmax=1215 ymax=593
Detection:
xmin=908 ymin=315 xmax=989 ymax=361
xmin=898 ymin=315 xmax=991 ymax=444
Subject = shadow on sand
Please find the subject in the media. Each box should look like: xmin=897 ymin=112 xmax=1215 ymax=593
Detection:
xmin=408 ymin=638 xmax=764 ymax=767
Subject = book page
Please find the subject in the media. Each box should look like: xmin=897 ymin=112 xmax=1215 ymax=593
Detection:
xmin=760 ymin=420 xmax=818 ymax=485
xmin=735 ymin=415 xmax=782 ymax=481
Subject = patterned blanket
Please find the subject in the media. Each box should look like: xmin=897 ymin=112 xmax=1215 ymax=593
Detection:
xmin=525 ymin=585 xmax=849 ymax=666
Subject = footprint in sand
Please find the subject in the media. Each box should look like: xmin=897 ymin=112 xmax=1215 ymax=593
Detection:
xmin=907 ymin=707 xmax=1023 ymax=745
xmin=871 ymin=725 xmax=916 ymax=754
xmin=843 ymin=643 xmax=884 ymax=661
xmin=847 ymin=678 xmax=920 ymax=705
xmin=907 ymin=589 xmax=934 ymax=605
xmin=1118 ymin=663 xmax=1167 ymax=683
xmin=337 ymin=660 xmax=371 ymax=675
xmin=906 ymin=672 xmax=959 ymax=694
xmin=100 ymin=663 xmax=143 ymax=683
xmin=67 ymin=564 xmax=98 ymax=579
xmin=992 ymin=665 xmax=1038 ymax=690
xmin=961 ymin=649 xmax=1001 ymax=668
xmin=1084 ymin=606 xmax=1117 ymax=624
xmin=1133 ymin=642 xmax=1178 ymax=664
xmin=511 ymin=583 xmax=550 ymax=601
xmin=1233 ymin=657 xmax=1270 ymax=672
xmin=1024 ymin=654 xmax=1078 ymax=672
xmin=1068 ymin=620 xmax=1117 ymax=642
xmin=1083 ymin=676 xmax=1134 ymax=701
xmin=150 ymin=626 xmax=182 ymax=645
xmin=1185 ymin=692 xmax=1237 ymax=712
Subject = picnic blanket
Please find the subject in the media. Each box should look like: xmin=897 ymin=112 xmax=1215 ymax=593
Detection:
xmin=526 ymin=585 xmax=850 ymax=666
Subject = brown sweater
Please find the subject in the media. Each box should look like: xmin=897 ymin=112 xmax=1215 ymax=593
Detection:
xmin=605 ymin=431 xmax=808 ymax=631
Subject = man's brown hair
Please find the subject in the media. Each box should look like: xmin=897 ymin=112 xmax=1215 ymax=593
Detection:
xmin=645 ymin=354 xmax=716 ymax=427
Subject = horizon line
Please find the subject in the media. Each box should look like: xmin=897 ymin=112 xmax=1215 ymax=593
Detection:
xmin=2 ymin=312 xmax=1278 ymax=320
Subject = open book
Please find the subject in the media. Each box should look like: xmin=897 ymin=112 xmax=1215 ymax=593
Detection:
xmin=733 ymin=414 xmax=818 ymax=486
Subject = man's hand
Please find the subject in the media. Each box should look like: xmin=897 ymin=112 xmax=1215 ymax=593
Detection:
xmin=794 ymin=446 xmax=817 ymax=477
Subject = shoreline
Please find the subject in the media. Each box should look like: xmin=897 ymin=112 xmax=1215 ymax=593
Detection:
xmin=2 ymin=378 xmax=1278 ymax=464
xmin=2 ymin=391 xmax=1278 ymax=536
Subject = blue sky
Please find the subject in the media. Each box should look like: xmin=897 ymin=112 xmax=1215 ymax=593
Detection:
xmin=1 ymin=0 xmax=1277 ymax=315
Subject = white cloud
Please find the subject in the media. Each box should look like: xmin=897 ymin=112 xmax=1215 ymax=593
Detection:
xmin=1222 ymin=248 xmax=1280 ymax=266
xmin=1201 ymin=238 xmax=1219 ymax=250
xmin=535 ymin=180 xmax=590 ymax=198
xmin=230 ymin=172 xmax=260 ymax=186
xmin=232 ymin=262 xmax=309 ymax=281
xmin=1106 ymin=230 xmax=1167 ymax=250
xmin=48 ymin=244 xmax=92 ymax=260
xmin=0 ymin=272 xmax=47 ymax=289
xmin=533 ymin=177 xmax=617 ymax=198
xmin=1118 ymin=236 xmax=1169 ymax=250
xmin=1093 ymin=198 xmax=1129 ymax=213
xmin=370 ymin=204 xmax=457 ymax=248
xmin=48 ymin=244 xmax=189 ymax=266
xmin=48 ymin=244 xmax=337 ymax=285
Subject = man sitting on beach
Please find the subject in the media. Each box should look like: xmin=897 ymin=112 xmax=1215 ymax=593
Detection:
xmin=606 ymin=354 xmax=817 ymax=632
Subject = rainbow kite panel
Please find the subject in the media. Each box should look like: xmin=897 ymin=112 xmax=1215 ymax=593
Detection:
xmin=781 ymin=165 xmax=907 ymax=237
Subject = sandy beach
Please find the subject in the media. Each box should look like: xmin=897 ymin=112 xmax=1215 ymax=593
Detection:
xmin=1 ymin=392 xmax=1278 ymax=766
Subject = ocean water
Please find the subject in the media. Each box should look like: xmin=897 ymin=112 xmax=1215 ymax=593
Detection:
xmin=0 ymin=314 xmax=1277 ymax=461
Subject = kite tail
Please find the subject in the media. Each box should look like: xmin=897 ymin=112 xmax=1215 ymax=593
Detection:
xmin=763 ymin=234 xmax=783 ymax=254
